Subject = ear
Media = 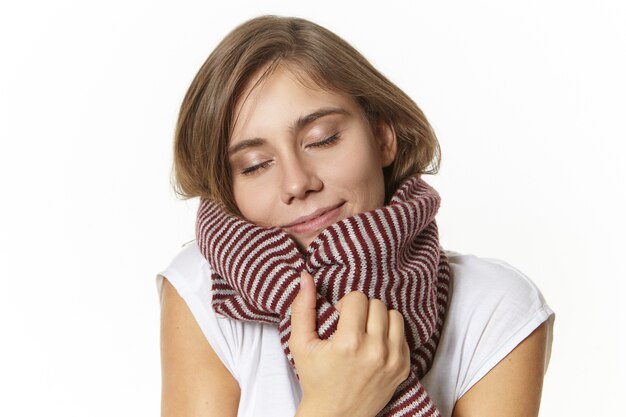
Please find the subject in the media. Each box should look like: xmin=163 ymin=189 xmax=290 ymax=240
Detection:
xmin=375 ymin=120 xmax=397 ymax=167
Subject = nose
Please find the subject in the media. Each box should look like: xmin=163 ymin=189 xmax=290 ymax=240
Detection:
xmin=280 ymin=157 xmax=323 ymax=204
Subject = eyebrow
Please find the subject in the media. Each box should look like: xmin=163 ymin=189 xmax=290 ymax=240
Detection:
xmin=228 ymin=107 xmax=350 ymax=156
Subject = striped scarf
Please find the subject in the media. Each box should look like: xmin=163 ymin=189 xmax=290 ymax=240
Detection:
xmin=196 ymin=176 xmax=450 ymax=417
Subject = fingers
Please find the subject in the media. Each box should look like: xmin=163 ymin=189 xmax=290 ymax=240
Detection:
xmin=365 ymin=299 xmax=389 ymax=340
xmin=293 ymin=276 xmax=406 ymax=361
xmin=387 ymin=309 xmax=406 ymax=348
xmin=336 ymin=293 xmax=390 ymax=343
xmin=290 ymin=271 xmax=319 ymax=346
xmin=387 ymin=309 xmax=410 ymax=382
xmin=336 ymin=291 xmax=369 ymax=335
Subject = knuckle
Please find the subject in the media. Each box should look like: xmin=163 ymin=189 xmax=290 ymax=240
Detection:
xmin=388 ymin=309 xmax=403 ymax=320
xmin=388 ymin=351 xmax=411 ymax=382
xmin=402 ymin=356 xmax=411 ymax=379
xmin=385 ymin=346 xmax=400 ymax=367
xmin=344 ymin=291 xmax=368 ymax=304
xmin=401 ymin=345 xmax=411 ymax=377
xmin=386 ymin=354 xmax=400 ymax=371
xmin=373 ymin=342 xmax=389 ymax=360
xmin=336 ymin=334 xmax=361 ymax=354
xmin=369 ymin=298 xmax=386 ymax=309
xmin=389 ymin=309 xmax=405 ymax=327
xmin=365 ymin=345 xmax=387 ymax=368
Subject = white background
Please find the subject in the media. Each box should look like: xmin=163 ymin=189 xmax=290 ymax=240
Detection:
xmin=1 ymin=1 xmax=624 ymax=415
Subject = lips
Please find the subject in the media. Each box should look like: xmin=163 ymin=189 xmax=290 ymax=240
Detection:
xmin=282 ymin=202 xmax=345 ymax=236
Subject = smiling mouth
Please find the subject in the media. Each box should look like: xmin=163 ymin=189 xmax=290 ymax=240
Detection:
xmin=282 ymin=202 xmax=345 ymax=235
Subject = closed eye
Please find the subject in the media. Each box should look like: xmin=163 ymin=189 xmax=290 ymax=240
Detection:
xmin=306 ymin=133 xmax=341 ymax=149
xmin=241 ymin=160 xmax=273 ymax=176
xmin=239 ymin=133 xmax=340 ymax=176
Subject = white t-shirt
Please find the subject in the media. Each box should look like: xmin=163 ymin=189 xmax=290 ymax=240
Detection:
xmin=156 ymin=241 xmax=554 ymax=417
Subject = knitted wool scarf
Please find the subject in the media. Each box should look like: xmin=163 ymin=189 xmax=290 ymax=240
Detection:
xmin=196 ymin=176 xmax=450 ymax=417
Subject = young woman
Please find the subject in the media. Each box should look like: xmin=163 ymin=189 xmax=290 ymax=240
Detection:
xmin=157 ymin=15 xmax=554 ymax=417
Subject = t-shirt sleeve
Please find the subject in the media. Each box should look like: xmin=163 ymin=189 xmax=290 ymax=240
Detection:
xmin=156 ymin=242 xmax=243 ymax=381
xmin=446 ymin=253 xmax=555 ymax=400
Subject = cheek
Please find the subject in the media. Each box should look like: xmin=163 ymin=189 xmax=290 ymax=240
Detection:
xmin=322 ymin=140 xmax=386 ymax=206
xmin=232 ymin=180 xmax=276 ymax=226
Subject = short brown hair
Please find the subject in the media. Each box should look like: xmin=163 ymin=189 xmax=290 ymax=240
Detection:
xmin=172 ymin=15 xmax=440 ymax=213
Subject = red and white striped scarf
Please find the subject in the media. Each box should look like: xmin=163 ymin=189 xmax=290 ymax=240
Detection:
xmin=196 ymin=176 xmax=450 ymax=417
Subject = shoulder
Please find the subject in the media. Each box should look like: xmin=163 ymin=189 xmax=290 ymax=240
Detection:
xmin=446 ymin=250 xmax=551 ymax=315
xmin=156 ymin=240 xmax=243 ymax=380
xmin=444 ymin=251 xmax=554 ymax=362
xmin=157 ymin=240 xmax=208 ymax=300
xmin=445 ymin=250 xmax=554 ymax=384
xmin=422 ymin=251 xmax=554 ymax=413
xmin=156 ymin=241 xmax=303 ymax=415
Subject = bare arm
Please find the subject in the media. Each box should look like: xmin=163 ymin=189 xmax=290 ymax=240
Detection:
xmin=159 ymin=271 xmax=424 ymax=417
xmin=452 ymin=321 xmax=550 ymax=417
xmin=160 ymin=277 xmax=240 ymax=417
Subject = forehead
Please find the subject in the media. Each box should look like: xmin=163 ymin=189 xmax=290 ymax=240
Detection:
xmin=230 ymin=64 xmax=359 ymax=142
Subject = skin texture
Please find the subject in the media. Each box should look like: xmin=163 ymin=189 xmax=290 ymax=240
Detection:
xmin=290 ymin=271 xmax=412 ymax=417
xmin=160 ymin=279 xmax=240 ymax=417
xmin=160 ymin=66 xmax=550 ymax=416
xmin=451 ymin=321 xmax=549 ymax=417
xmin=229 ymin=65 xmax=396 ymax=250
xmin=160 ymin=274 xmax=550 ymax=417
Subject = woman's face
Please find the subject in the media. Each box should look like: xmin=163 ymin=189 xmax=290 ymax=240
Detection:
xmin=229 ymin=66 xmax=397 ymax=249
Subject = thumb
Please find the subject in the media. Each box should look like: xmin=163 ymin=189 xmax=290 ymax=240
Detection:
xmin=290 ymin=270 xmax=319 ymax=347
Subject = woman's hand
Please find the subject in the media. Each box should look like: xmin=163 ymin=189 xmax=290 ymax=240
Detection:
xmin=289 ymin=271 xmax=411 ymax=417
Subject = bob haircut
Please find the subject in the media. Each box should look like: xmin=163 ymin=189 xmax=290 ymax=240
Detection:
xmin=172 ymin=15 xmax=441 ymax=214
